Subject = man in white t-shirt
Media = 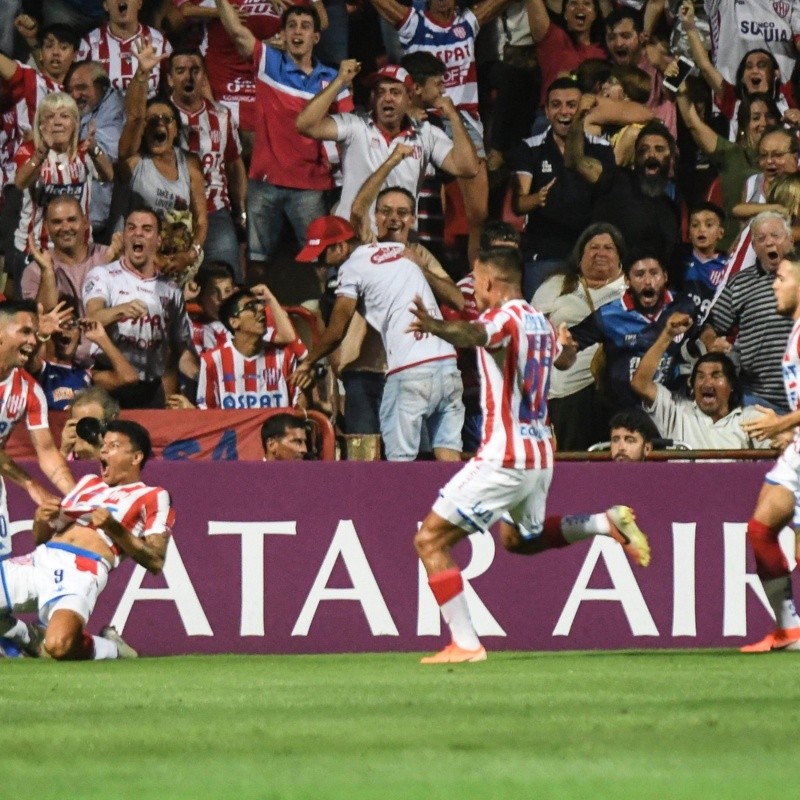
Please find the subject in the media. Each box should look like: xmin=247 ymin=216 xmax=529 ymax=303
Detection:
xmin=296 ymin=60 xmax=479 ymax=224
xmin=291 ymin=215 xmax=465 ymax=461
xmin=83 ymin=207 xmax=194 ymax=409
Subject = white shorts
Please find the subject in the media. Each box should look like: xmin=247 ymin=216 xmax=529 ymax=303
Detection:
xmin=766 ymin=441 xmax=800 ymax=526
xmin=433 ymin=460 xmax=552 ymax=538
xmin=0 ymin=542 xmax=110 ymax=625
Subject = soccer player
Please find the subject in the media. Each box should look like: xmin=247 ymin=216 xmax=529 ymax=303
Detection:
xmin=408 ymin=247 xmax=651 ymax=663
xmin=739 ymin=253 xmax=800 ymax=651
xmin=0 ymin=299 xmax=76 ymax=656
xmin=0 ymin=420 xmax=173 ymax=660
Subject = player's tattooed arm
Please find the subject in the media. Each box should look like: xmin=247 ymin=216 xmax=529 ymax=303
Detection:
xmin=91 ymin=507 xmax=170 ymax=574
xmin=407 ymin=295 xmax=488 ymax=348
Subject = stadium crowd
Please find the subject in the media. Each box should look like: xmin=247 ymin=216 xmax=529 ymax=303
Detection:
xmin=0 ymin=0 xmax=799 ymax=459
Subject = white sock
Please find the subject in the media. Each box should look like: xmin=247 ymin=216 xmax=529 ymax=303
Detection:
xmin=92 ymin=635 xmax=119 ymax=660
xmin=763 ymin=576 xmax=800 ymax=629
xmin=1 ymin=618 xmax=30 ymax=644
xmin=440 ymin=593 xmax=481 ymax=650
xmin=560 ymin=513 xmax=611 ymax=543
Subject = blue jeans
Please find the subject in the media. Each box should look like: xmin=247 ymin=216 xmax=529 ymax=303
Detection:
xmin=247 ymin=179 xmax=326 ymax=263
xmin=379 ymin=363 xmax=464 ymax=461
xmin=741 ymin=392 xmax=788 ymax=415
xmin=205 ymin=208 xmax=242 ymax=282
xmin=341 ymin=370 xmax=384 ymax=434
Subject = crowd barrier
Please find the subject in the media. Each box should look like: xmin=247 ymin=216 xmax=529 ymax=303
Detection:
xmin=5 ymin=458 xmax=792 ymax=656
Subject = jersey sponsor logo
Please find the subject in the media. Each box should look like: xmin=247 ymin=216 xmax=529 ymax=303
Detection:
xmin=221 ymin=392 xmax=284 ymax=409
xmin=739 ymin=20 xmax=791 ymax=41
xmin=370 ymin=246 xmax=403 ymax=264
xmin=438 ymin=44 xmax=473 ymax=65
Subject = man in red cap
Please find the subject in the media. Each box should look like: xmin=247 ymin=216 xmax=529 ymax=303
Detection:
xmin=292 ymin=214 xmax=465 ymax=461
xmin=296 ymin=57 xmax=478 ymax=229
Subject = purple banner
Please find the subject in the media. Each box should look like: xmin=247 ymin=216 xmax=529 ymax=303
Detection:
xmin=6 ymin=460 xmax=790 ymax=655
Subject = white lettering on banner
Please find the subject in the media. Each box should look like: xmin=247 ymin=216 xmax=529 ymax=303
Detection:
xmin=110 ymin=538 xmax=213 ymax=635
xmin=416 ymin=527 xmax=506 ymax=637
xmin=672 ymin=523 xmax=696 ymax=636
xmin=722 ymin=522 xmax=795 ymax=636
xmin=208 ymin=520 xmax=296 ymax=636
xmin=553 ymin=537 xmax=658 ymax=636
xmin=292 ymin=520 xmax=398 ymax=636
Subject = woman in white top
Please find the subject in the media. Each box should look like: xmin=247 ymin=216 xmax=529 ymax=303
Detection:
xmin=532 ymin=222 xmax=627 ymax=450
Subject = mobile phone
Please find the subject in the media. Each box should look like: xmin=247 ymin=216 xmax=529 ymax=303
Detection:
xmin=663 ymin=55 xmax=695 ymax=93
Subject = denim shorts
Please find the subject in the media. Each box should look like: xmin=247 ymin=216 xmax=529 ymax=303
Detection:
xmin=379 ymin=362 xmax=464 ymax=460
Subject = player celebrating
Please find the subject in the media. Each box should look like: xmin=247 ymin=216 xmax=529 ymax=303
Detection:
xmin=0 ymin=420 xmax=173 ymax=660
xmin=0 ymin=299 xmax=75 ymax=656
xmin=408 ymin=247 xmax=650 ymax=663
xmin=739 ymin=253 xmax=800 ymax=652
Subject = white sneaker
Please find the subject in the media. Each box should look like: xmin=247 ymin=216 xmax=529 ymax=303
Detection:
xmin=100 ymin=626 xmax=138 ymax=659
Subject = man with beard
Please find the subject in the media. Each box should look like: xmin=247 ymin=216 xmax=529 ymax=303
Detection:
xmin=569 ymin=109 xmax=682 ymax=273
xmin=632 ymin=314 xmax=772 ymax=449
xmin=607 ymin=409 xmax=658 ymax=462
xmin=700 ymin=211 xmax=795 ymax=413
xmin=168 ymin=48 xmax=246 ymax=281
xmin=66 ymin=61 xmax=124 ymax=242
xmin=570 ymin=251 xmax=698 ymax=413
xmin=509 ymin=76 xmax=616 ymax=300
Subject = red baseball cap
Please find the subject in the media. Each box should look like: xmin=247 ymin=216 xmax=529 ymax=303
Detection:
xmin=296 ymin=215 xmax=356 ymax=262
xmin=364 ymin=65 xmax=413 ymax=91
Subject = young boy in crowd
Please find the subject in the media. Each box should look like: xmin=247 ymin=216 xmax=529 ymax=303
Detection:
xmin=681 ymin=202 xmax=727 ymax=322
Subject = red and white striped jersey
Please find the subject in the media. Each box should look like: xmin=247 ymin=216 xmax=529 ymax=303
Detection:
xmin=6 ymin=62 xmax=61 ymax=166
xmin=474 ymin=299 xmax=561 ymax=469
xmin=13 ymin=141 xmax=94 ymax=253
xmin=60 ymin=474 xmax=175 ymax=569
xmin=0 ymin=108 xmax=18 ymax=185
xmin=77 ymin=24 xmax=172 ymax=98
xmin=197 ymin=339 xmax=307 ymax=409
xmin=175 ymin=97 xmax=242 ymax=213
xmin=190 ymin=318 xmax=231 ymax=353
xmin=0 ymin=367 xmax=49 ymax=446
xmin=783 ymin=317 xmax=800 ymax=415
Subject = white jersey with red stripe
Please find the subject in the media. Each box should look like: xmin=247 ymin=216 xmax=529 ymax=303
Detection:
xmin=335 ymin=241 xmax=457 ymax=375
xmin=78 ymin=24 xmax=172 ymax=97
xmin=175 ymin=97 xmax=242 ymax=213
xmin=13 ymin=141 xmax=95 ymax=252
xmin=190 ymin=318 xmax=231 ymax=353
xmin=0 ymin=367 xmax=49 ymax=446
xmin=398 ymin=9 xmax=480 ymax=114
xmin=705 ymin=0 xmax=800 ymax=84
xmin=783 ymin=316 xmax=800 ymax=416
xmin=59 ymin=474 xmax=175 ymax=570
xmin=474 ymin=299 xmax=561 ymax=469
xmin=197 ymin=339 xmax=307 ymax=409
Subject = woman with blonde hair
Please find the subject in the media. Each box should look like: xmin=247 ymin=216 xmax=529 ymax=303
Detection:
xmin=10 ymin=91 xmax=112 ymax=291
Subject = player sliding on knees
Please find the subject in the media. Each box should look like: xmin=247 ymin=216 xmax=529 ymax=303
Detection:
xmin=408 ymin=247 xmax=650 ymax=664
xmin=0 ymin=420 xmax=173 ymax=660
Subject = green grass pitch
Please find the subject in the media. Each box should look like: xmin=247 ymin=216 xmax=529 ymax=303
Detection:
xmin=2 ymin=650 xmax=799 ymax=799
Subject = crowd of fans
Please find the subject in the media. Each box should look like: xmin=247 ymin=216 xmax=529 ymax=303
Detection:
xmin=0 ymin=0 xmax=798 ymax=460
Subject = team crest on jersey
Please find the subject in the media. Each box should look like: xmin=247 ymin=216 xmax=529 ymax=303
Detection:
xmin=210 ymin=129 xmax=220 ymax=145
xmin=370 ymin=246 xmax=402 ymax=264
xmin=541 ymin=160 xmax=552 ymax=174
xmin=4 ymin=393 xmax=25 ymax=417
xmin=774 ymin=1 xmax=790 ymax=18
xmin=452 ymin=25 xmax=467 ymax=40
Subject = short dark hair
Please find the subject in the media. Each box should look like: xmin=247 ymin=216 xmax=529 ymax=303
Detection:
xmin=400 ymin=51 xmax=446 ymax=84
xmin=624 ymin=248 xmax=665 ymax=275
xmin=480 ymin=220 xmax=521 ymax=250
xmin=261 ymin=413 xmax=306 ymax=450
xmin=105 ymin=420 xmax=153 ymax=466
xmin=689 ymin=202 xmax=725 ymax=227
xmin=0 ymin=299 xmax=38 ymax=322
xmin=281 ymin=4 xmax=321 ymax=32
xmin=689 ymin=353 xmax=741 ymax=409
xmin=219 ymin=289 xmax=253 ymax=333
xmin=476 ymin=247 xmax=523 ymax=285
xmin=39 ymin=23 xmax=79 ymax=50
xmin=546 ymin=76 xmax=581 ymax=99
xmin=574 ymin=58 xmax=612 ymax=94
xmin=376 ymin=186 xmax=416 ymax=213
xmin=609 ymin=409 xmax=659 ymax=444
xmin=635 ymin=120 xmax=676 ymax=155
xmin=125 ymin=205 xmax=160 ymax=229
xmin=196 ymin=262 xmax=235 ymax=293
xmin=168 ymin=47 xmax=207 ymax=72
xmin=604 ymin=7 xmax=644 ymax=34
xmin=66 ymin=60 xmax=111 ymax=95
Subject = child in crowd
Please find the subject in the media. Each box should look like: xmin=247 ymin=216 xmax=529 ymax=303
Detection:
xmin=681 ymin=202 xmax=726 ymax=322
